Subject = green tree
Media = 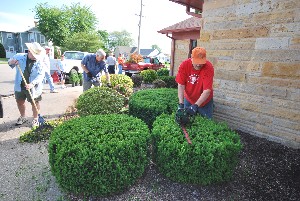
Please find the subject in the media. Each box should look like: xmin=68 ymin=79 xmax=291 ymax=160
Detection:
xmin=108 ymin=30 xmax=134 ymax=50
xmin=63 ymin=32 xmax=104 ymax=53
xmin=151 ymin=44 xmax=162 ymax=52
xmin=97 ymin=30 xmax=109 ymax=51
xmin=34 ymin=3 xmax=97 ymax=47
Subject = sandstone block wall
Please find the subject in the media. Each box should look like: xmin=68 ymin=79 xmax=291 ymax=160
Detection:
xmin=200 ymin=0 xmax=300 ymax=148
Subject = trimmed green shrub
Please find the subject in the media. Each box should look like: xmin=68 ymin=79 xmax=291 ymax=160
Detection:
xmin=157 ymin=67 xmax=169 ymax=76
xmin=101 ymin=74 xmax=134 ymax=98
xmin=128 ymin=88 xmax=178 ymax=129
xmin=48 ymin=114 xmax=151 ymax=197
xmin=153 ymin=79 xmax=166 ymax=88
xmin=158 ymin=76 xmax=177 ymax=88
xmin=0 ymin=43 xmax=5 ymax=58
xmin=76 ymin=87 xmax=124 ymax=116
xmin=69 ymin=69 xmax=80 ymax=85
xmin=140 ymin=69 xmax=158 ymax=84
xmin=152 ymin=114 xmax=243 ymax=185
xmin=131 ymin=74 xmax=143 ymax=87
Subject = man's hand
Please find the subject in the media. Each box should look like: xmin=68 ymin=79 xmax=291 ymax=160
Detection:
xmin=106 ymin=83 xmax=112 ymax=88
xmin=186 ymin=104 xmax=198 ymax=116
xmin=87 ymin=72 xmax=93 ymax=78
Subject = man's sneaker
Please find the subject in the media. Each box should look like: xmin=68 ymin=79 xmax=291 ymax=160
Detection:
xmin=61 ymin=85 xmax=66 ymax=89
xmin=32 ymin=119 xmax=39 ymax=128
xmin=16 ymin=116 xmax=27 ymax=125
xmin=50 ymin=89 xmax=59 ymax=93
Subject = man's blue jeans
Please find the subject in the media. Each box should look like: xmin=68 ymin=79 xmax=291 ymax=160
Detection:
xmin=184 ymin=98 xmax=214 ymax=119
xmin=118 ymin=64 xmax=123 ymax=74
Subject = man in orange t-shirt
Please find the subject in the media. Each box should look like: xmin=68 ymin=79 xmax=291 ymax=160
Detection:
xmin=175 ymin=47 xmax=214 ymax=119
xmin=117 ymin=53 xmax=125 ymax=74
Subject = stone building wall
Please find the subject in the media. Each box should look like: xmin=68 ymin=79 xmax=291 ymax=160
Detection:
xmin=173 ymin=39 xmax=190 ymax=74
xmin=199 ymin=0 xmax=300 ymax=148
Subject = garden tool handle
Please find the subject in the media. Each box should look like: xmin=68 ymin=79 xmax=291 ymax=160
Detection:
xmin=181 ymin=124 xmax=192 ymax=144
xmin=16 ymin=65 xmax=39 ymax=113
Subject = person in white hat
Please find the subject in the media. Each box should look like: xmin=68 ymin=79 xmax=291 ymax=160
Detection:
xmin=8 ymin=42 xmax=46 ymax=127
xmin=43 ymin=46 xmax=58 ymax=93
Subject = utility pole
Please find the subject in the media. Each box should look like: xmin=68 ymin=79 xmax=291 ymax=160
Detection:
xmin=137 ymin=0 xmax=144 ymax=54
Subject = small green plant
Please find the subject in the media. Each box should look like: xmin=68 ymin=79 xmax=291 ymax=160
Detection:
xmin=76 ymin=87 xmax=125 ymax=116
xmin=69 ymin=69 xmax=80 ymax=86
xmin=157 ymin=68 xmax=169 ymax=76
xmin=101 ymin=74 xmax=134 ymax=98
xmin=140 ymin=69 xmax=158 ymax=84
xmin=48 ymin=114 xmax=151 ymax=197
xmin=152 ymin=114 xmax=243 ymax=185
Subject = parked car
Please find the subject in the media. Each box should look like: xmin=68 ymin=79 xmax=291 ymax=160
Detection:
xmin=50 ymin=51 xmax=90 ymax=83
xmin=123 ymin=57 xmax=165 ymax=77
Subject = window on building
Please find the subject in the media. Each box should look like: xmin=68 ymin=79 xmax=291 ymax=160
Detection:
xmin=28 ymin=33 xmax=35 ymax=42
xmin=8 ymin=46 xmax=14 ymax=52
xmin=7 ymin=33 xmax=12 ymax=39
xmin=188 ymin=39 xmax=198 ymax=58
xmin=40 ymin=35 xmax=45 ymax=44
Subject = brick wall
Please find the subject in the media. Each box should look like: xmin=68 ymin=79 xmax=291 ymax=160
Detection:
xmin=199 ymin=0 xmax=300 ymax=148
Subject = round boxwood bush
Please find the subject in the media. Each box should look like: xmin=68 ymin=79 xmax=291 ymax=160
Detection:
xmin=140 ymin=69 xmax=158 ymax=84
xmin=152 ymin=114 xmax=243 ymax=185
xmin=101 ymin=74 xmax=134 ymax=98
xmin=128 ymin=88 xmax=178 ymax=129
xmin=76 ymin=87 xmax=124 ymax=116
xmin=48 ymin=114 xmax=151 ymax=197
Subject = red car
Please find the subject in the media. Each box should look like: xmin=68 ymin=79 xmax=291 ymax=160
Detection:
xmin=123 ymin=57 xmax=165 ymax=77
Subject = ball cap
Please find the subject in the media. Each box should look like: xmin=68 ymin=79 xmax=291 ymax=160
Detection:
xmin=25 ymin=42 xmax=44 ymax=60
xmin=191 ymin=47 xmax=207 ymax=65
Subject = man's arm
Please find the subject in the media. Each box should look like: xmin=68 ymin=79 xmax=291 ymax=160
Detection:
xmin=81 ymin=63 xmax=89 ymax=73
xmin=195 ymin=89 xmax=211 ymax=107
xmin=105 ymin=72 xmax=111 ymax=84
xmin=178 ymin=84 xmax=185 ymax=104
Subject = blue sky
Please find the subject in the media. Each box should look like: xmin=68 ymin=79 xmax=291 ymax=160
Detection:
xmin=0 ymin=0 xmax=191 ymax=53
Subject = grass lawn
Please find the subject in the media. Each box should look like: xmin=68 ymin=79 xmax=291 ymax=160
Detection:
xmin=0 ymin=58 xmax=8 ymax=64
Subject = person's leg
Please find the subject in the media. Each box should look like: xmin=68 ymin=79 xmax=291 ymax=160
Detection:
xmin=31 ymin=101 xmax=40 ymax=119
xmin=198 ymin=98 xmax=213 ymax=119
xmin=184 ymin=98 xmax=192 ymax=108
xmin=83 ymin=79 xmax=92 ymax=92
xmin=118 ymin=64 xmax=123 ymax=74
xmin=15 ymin=91 xmax=27 ymax=125
xmin=45 ymin=70 xmax=56 ymax=91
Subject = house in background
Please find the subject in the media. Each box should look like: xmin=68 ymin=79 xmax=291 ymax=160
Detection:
xmin=0 ymin=25 xmax=48 ymax=58
xmin=165 ymin=0 xmax=300 ymax=148
xmin=158 ymin=16 xmax=201 ymax=75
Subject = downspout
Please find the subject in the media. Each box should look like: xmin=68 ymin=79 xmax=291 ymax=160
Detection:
xmin=166 ymin=33 xmax=175 ymax=76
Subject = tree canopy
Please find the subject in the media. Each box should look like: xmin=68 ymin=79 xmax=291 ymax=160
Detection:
xmin=34 ymin=3 xmax=97 ymax=47
xmin=108 ymin=30 xmax=134 ymax=50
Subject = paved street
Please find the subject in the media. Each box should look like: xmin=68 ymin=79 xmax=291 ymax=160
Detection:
xmin=0 ymin=63 xmax=83 ymax=138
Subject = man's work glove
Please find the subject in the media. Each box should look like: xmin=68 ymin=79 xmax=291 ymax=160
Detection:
xmin=178 ymin=103 xmax=184 ymax=110
xmin=106 ymin=83 xmax=112 ymax=88
xmin=87 ymin=72 xmax=93 ymax=78
xmin=186 ymin=104 xmax=198 ymax=116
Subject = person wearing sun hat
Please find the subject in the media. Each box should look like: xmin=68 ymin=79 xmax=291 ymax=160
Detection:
xmin=8 ymin=42 xmax=46 ymax=127
xmin=175 ymin=46 xmax=214 ymax=119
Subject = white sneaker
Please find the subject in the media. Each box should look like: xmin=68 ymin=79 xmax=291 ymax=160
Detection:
xmin=16 ymin=116 xmax=27 ymax=125
xmin=32 ymin=119 xmax=39 ymax=128
xmin=61 ymin=85 xmax=66 ymax=89
xmin=50 ymin=89 xmax=59 ymax=93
